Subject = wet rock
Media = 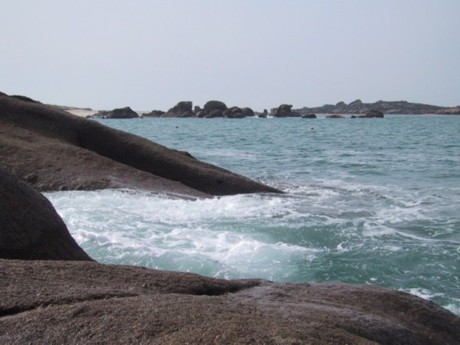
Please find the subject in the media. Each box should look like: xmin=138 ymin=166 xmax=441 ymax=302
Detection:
xmin=258 ymin=109 xmax=268 ymax=118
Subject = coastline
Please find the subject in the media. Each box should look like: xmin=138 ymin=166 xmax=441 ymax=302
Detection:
xmin=1 ymin=92 xmax=460 ymax=343
xmin=59 ymin=98 xmax=460 ymax=119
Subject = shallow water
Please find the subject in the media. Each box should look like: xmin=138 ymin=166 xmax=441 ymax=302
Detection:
xmin=46 ymin=115 xmax=460 ymax=314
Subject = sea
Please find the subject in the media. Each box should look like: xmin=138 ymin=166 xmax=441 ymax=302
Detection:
xmin=46 ymin=115 xmax=460 ymax=315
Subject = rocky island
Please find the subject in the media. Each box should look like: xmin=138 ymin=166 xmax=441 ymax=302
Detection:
xmin=81 ymin=99 xmax=460 ymax=119
xmin=295 ymin=99 xmax=460 ymax=115
xmin=1 ymin=92 xmax=459 ymax=344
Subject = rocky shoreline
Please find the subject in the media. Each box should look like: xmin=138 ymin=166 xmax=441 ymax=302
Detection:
xmin=78 ymin=99 xmax=460 ymax=119
xmin=1 ymin=92 xmax=460 ymax=343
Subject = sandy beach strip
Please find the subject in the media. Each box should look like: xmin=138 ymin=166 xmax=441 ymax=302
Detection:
xmin=66 ymin=109 xmax=147 ymax=118
xmin=65 ymin=109 xmax=98 ymax=117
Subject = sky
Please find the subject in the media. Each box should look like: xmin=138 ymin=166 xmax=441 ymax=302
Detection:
xmin=1 ymin=0 xmax=459 ymax=111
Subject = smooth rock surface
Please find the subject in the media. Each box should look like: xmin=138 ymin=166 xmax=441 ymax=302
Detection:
xmin=1 ymin=260 xmax=459 ymax=344
xmin=203 ymin=100 xmax=227 ymax=112
xmin=0 ymin=167 xmax=91 ymax=261
xmin=0 ymin=93 xmax=280 ymax=196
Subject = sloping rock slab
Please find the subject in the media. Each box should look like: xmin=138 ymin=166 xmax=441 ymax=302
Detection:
xmin=0 ymin=167 xmax=91 ymax=261
xmin=1 ymin=260 xmax=459 ymax=344
xmin=0 ymin=93 xmax=279 ymax=196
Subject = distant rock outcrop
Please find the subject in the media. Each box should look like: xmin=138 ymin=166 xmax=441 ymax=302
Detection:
xmin=221 ymin=106 xmax=255 ymax=118
xmin=351 ymin=110 xmax=384 ymax=118
xmin=142 ymin=110 xmax=165 ymax=118
xmin=364 ymin=110 xmax=384 ymax=118
xmin=271 ymin=104 xmax=291 ymax=117
xmin=439 ymin=107 xmax=460 ymax=115
xmin=241 ymin=107 xmax=255 ymax=117
xmin=0 ymin=167 xmax=92 ymax=261
xmin=271 ymin=104 xmax=301 ymax=117
xmin=223 ymin=107 xmax=243 ymax=118
xmin=203 ymin=100 xmax=227 ymax=113
xmin=204 ymin=109 xmax=224 ymax=118
xmin=163 ymin=101 xmax=194 ymax=117
xmin=92 ymin=107 xmax=139 ymax=119
xmin=296 ymin=99 xmax=454 ymax=115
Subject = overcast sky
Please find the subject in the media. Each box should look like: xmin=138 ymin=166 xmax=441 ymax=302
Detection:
xmin=1 ymin=0 xmax=459 ymax=111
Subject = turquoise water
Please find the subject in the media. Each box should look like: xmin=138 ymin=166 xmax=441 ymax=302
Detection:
xmin=46 ymin=115 xmax=460 ymax=314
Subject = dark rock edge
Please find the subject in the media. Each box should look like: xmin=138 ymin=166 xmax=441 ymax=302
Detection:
xmin=0 ymin=92 xmax=280 ymax=196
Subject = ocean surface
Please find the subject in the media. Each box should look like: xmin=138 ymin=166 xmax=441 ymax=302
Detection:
xmin=46 ymin=115 xmax=460 ymax=315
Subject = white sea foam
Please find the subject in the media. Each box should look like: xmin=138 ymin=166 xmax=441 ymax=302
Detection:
xmin=402 ymin=287 xmax=460 ymax=315
xmin=445 ymin=299 xmax=460 ymax=315
xmin=46 ymin=189 xmax=319 ymax=281
xmin=405 ymin=287 xmax=445 ymax=300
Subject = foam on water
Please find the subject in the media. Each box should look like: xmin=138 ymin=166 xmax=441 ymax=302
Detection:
xmin=46 ymin=176 xmax=460 ymax=314
xmin=47 ymin=190 xmax=319 ymax=281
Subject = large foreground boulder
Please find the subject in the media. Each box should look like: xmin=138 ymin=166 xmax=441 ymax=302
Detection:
xmin=0 ymin=93 xmax=280 ymax=196
xmin=0 ymin=167 xmax=91 ymax=261
xmin=1 ymin=259 xmax=459 ymax=344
